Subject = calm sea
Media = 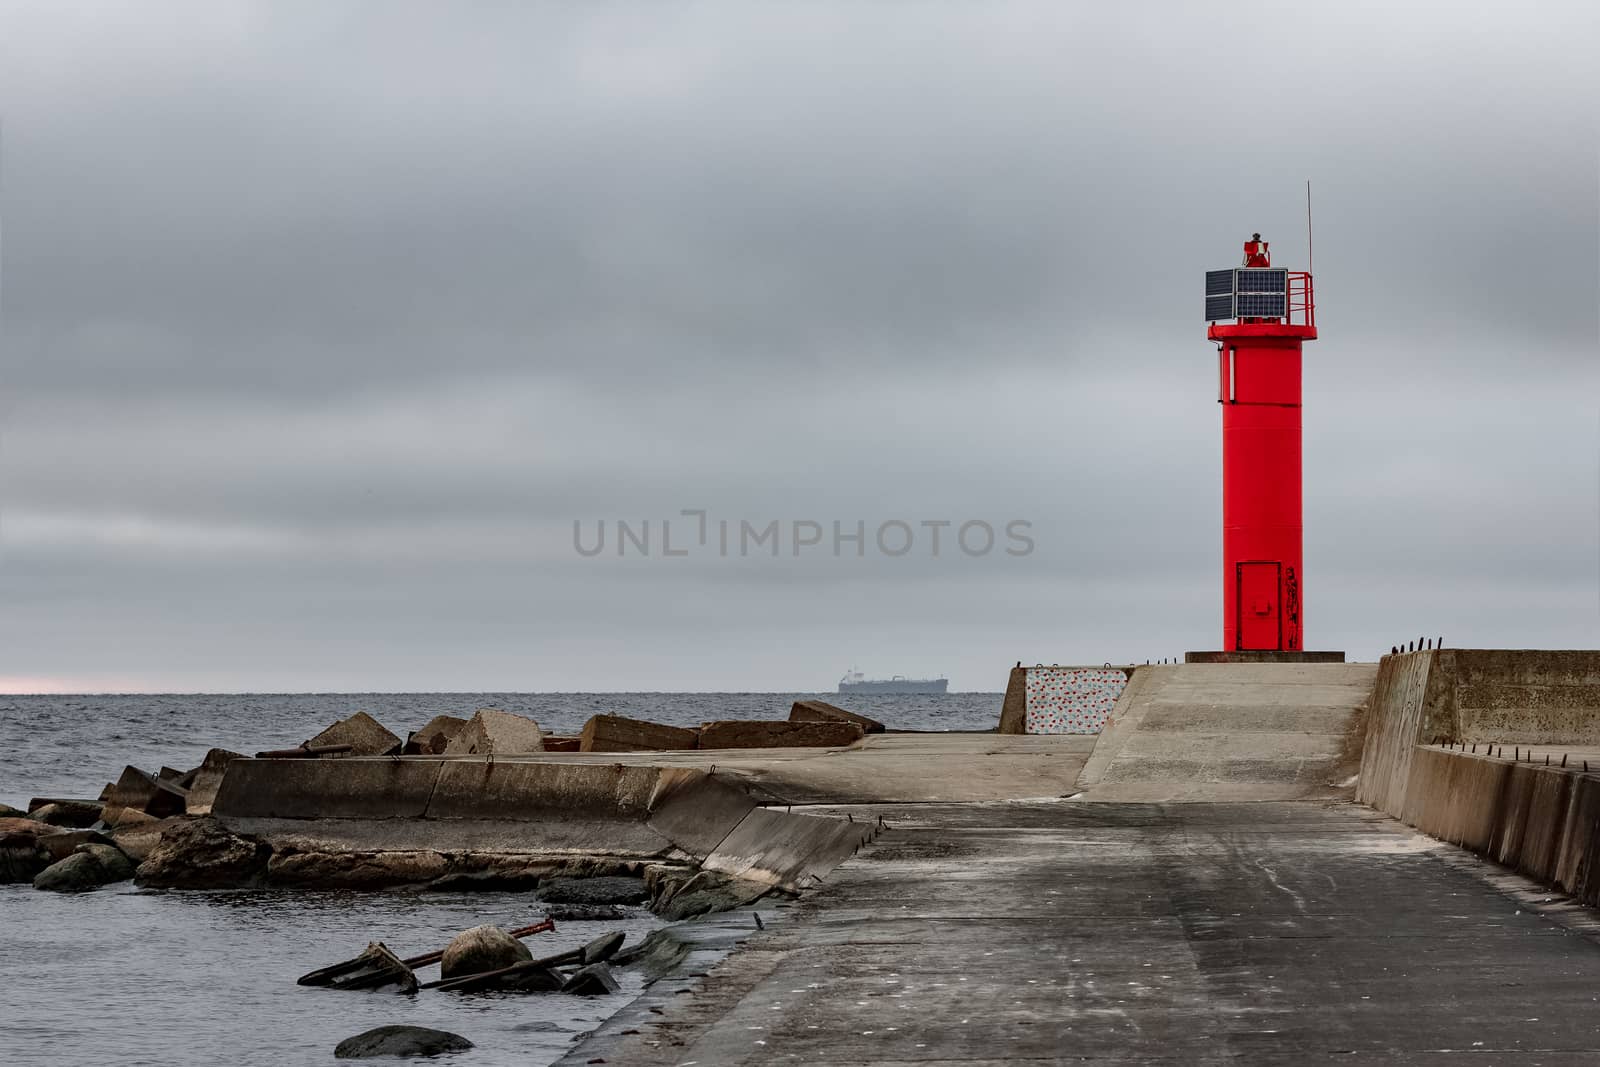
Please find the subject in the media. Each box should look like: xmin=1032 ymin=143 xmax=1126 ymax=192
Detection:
xmin=0 ymin=691 xmax=999 ymax=1067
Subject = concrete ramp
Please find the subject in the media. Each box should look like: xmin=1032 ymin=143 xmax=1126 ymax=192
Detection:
xmin=1075 ymin=662 xmax=1378 ymax=801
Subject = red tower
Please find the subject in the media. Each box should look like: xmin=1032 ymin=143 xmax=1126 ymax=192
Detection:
xmin=1204 ymin=236 xmax=1316 ymax=652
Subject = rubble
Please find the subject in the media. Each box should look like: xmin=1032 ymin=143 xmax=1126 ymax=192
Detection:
xmin=560 ymin=962 xmax=620 ymax=995
xmin=537 ymin=875 xmax=649 ymax=905
xmin=579 ymin=714 xmax=699 ymax=753
xmin=307 ymin=711 xmax=402 ymax=756
xmin=443 ymin=708 xmax=543 ymax=756
xmin=697 ymin=719 xmax=865 ymax=749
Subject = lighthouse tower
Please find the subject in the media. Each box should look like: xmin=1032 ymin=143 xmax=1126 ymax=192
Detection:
xmin=1204 ymin=235 xmax=1317 ymax=653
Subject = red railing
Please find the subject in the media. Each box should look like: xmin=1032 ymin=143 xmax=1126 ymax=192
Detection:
xmin=1287 ymin=271 xmax=1315 ymax=328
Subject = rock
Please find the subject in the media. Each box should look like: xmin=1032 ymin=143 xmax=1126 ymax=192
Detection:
xmin=538 ymin=875 xmax=650 ymax=906
xmin=656 ymin=869 xmax=770 ymax=921
xmin=443 ymin=708 xmax=543 ymax=757
xmin=0 ymin=827 xmax=51 ymax=884
xmin=578 ymin=714 xmax=699 ymax=753
xmin=134 ymin=817 xmax=270 ymax=889
xmin=789 ymin=699 xmax=886 ymax=734
xmin=696 ymin=720 xmax=865 ymax=750
xmin=36 ymin=828 xmax=113 ymax=864
xmin=540 ymin=735 xmax=581 ymax=752
xmin=439 ymin=924 xmax=533 ymax=981
xmin=308 ymin=711 xmax=402 ymax=756
xmin=110 ymin=816 xmax=185 ymax=863
xmin=560 ymin=962 xmax=621 ymax=995
xmin=268 ymin=850 xmax=449 ymax=890
xmin=103 ymin=767 xmax=188 ymax=818
xmin=402 ymin=714 xmax=468 ymax=755
xmin=182 ymin=749 xmax=244 ymax=816
xmin=28 ymin=800 xmax=104 ymax=828
xmin=33 ymin=844 xmax=134 ymax=892
xmin=334 ymin=1026 xmax=473 ymax=1059
xmin=0 ymin=803 xmax=26 ymax=819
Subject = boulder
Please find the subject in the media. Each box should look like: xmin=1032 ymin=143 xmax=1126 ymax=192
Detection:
xmin=36 ymin=828 xmax=113 ymax=864
xmin=537 ymin=875 xmax=649 ymax=905
xmin=134 ymin=817 xmax=270 ymax=889
xmin=578 ymin=714 xmax=699 ymax=753
xmin=110 ymin=816 xmax=185 ymax=863
xmin=402 ymin=714 xmax=468 ymax=755
xmin=560 ymin=962 xmax=621 ymax=995
xmin=307 ymin=711 xmax=402 ymax=757
xmin=0 ymin=824 xmax=52 ymax=884
xmin=334 ymin=1026 xmax=473 ymax=1059
xmin=29 ymin=800 xmax=104 ymax=828
xmin=0 ymin=802 xmax=26 ymax=819
xmin=789 ymin=699 xmax=886 ymax=734
xmin=34 ymin=843 xmax=134 ymax=892
xmin=439 ymin=924 xmax=533 ymax=981
xmin=443 ymin=708 xmax=543 ymax=757
xmin=696 ymin=719 xmax=865 ymax=750
xmin=103 ymin=767 xmax=188 ymax=818
xmin=182 ymin=748 xmax=244 ymax=815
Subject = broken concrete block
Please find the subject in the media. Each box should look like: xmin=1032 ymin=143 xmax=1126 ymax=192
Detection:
xmin=307 ymin=711 xmax=402 ymax=757
xmin=402 ymin=714 xmax=468 ymax=755
xmin=102 ymin=767 xmax=187 ymax=818
xmin=578 ymin=714 xmax=699 ymax=753
xmin=541 ymin=735 xmax=581 ymax=752
xmin=182 ymin=749 xmax=245 ymax=816
xmin=789 ymin=699 xmax=886 ymax=734
xmin=696 ymin=720 xmax=865 ymax=750
xmin=443 ymin=708 xmax=543 ymax=757
xmin=560 ymin=962 xmax=620 ymax=995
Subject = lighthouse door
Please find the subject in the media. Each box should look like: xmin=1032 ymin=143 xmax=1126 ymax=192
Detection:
xmin=1236 ymin=562 xmax=1282 ymax=651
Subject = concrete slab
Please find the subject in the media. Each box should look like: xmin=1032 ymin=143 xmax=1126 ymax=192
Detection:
xmin=567 ymin=802 xmax=1600 ymax=1065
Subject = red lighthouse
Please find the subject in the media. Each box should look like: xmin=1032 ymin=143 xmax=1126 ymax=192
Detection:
xmin=1204 ymin=236 xmax=1317 ymax=652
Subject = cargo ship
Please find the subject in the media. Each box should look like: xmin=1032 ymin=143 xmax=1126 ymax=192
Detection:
xmin=838 ymin=669 xmax=949 ymax=695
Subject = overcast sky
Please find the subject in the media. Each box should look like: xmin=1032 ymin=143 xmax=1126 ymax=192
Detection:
xmin=0 ymin=1 xmax=1596 ymax=692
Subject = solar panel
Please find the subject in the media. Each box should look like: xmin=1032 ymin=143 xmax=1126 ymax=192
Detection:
xmin=1205 ymin=294 xmax=1235 ymax=321
xmin=1236 ymin=268 xmax=1286 ymax=294
xmin=1236 ymin=292 xmax=1286 ymax=317
xmin=1205 ymin=269 xmax=1235 ymax=297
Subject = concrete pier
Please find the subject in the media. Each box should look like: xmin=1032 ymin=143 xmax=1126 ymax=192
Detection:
xmin=568 ymin=800 xmax=1600 ymax=1064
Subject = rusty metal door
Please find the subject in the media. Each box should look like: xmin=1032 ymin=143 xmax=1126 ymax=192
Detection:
xmin=1236 ymin=561 xmax=1282 ymax=651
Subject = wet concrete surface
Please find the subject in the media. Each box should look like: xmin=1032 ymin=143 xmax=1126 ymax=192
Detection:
xmin=566 ymin=802 xmax=1600 ymax=1065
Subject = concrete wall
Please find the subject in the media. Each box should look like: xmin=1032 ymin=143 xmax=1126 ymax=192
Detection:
xmin=211 ymin=757 xmax=873 ymax=892
xmin=1357 ymin=650 xmax=1600 ymax=814
xmin=998 ymin=665 xmax=1134 ymax=735
xmin=1357 ymin=648 xmax=1600 ymax=907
